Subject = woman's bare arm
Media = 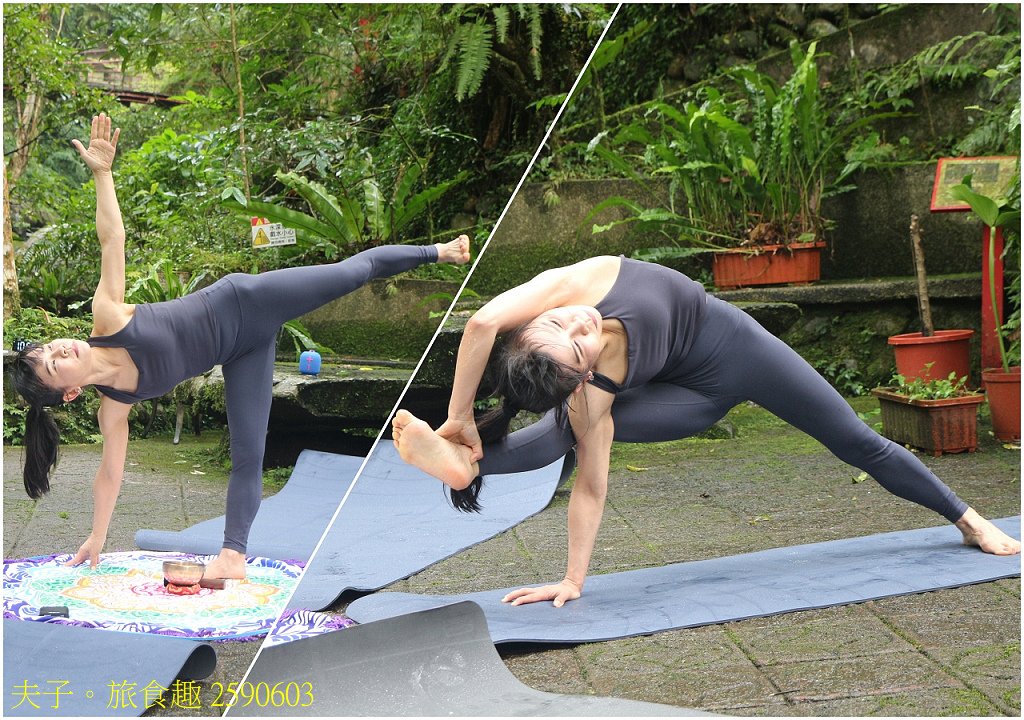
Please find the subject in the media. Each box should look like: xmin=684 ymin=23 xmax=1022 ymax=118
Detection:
xmin=503 ymin=385 xmax=615 ymax=607
xmin=65 ymin=396 xmax=132 ymax=568
xmin=71 ymin=114 xmax=127 ymax=333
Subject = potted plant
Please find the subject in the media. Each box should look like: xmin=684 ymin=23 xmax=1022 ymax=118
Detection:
xmin=587 ymin=42 xmax=896 ymax=289
xmin=871 ymin=370 xmax=985 ymax=456
xmin=950 ymin=177 xmax=1021 ymax=442
xmin=887 ymin=214 xmax=973 ymax=382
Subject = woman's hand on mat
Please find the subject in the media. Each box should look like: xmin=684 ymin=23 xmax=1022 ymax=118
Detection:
xmin=502 ymin=579 xmax=581 ymax=608
xmin=437 ymin=417 xmax=483 ymax=462
xmin=65 ymin=533 xmax=105 ymax=568
xmin=71 ymin=113 xmax=120 ymax=174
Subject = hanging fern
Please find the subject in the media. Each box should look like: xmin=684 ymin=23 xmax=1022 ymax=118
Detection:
xmin=455 ymin=18 xmax=493 ymax=102
xmin=492 ymin=5 xmax=510 ymax=44
xmin=520 ymin=3 xmax=543 ymax=81
xmin=438 ymin=4 xmax=556 ymax=102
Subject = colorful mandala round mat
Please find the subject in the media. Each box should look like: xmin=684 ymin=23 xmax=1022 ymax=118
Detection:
xmin=4 ymin=551 xmax=303 ymax=641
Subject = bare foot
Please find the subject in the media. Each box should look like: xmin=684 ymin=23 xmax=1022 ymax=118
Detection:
xmin=392 ymin=409 xmax=477 ymax=489
xmin=203 ymin=548 xmax=248 ymax=580
xmin=435 ymin=234 xmax=471 ymax=264
xmin=955 ymin=508 xmax=1021 ymax=555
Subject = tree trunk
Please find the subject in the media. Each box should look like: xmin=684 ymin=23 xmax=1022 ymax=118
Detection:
xmin=3 ymin=162 xmax=21 ymax=319
xmin=228 ymin=3 xmax=251 ymax=200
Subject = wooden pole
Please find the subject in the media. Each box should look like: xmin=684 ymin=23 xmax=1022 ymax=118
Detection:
xmin=909 ymin=213 xmax=934 ymax=336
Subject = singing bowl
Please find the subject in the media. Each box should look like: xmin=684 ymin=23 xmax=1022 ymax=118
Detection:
xmin=163 ymin=560 xmax=205 ymax=586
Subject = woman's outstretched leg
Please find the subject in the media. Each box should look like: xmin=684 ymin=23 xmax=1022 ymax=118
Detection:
xmin=235 ymin=237 xmax=469 ymax=331
xmin=714 ymin=302 xmax=1019 ymax=555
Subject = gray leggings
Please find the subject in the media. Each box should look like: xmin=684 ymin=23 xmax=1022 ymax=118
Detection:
xmin=212 ymin=244 xmax=437 ymax=552
xmin=478 ymin=296 xmax=968 ymax=523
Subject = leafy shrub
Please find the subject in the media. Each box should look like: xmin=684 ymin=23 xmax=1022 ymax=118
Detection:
xmin=888 ymin=370 xmax=977 ymax=402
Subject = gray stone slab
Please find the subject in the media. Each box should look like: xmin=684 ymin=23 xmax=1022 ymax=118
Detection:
xmin=3 ymin=619 xmax=216 ymax=717
xmin=287 ymin=444 xmax=564 ymax=610
xmin=235 ymin=602 xmax=707 ymax=716
xmin=347 ymin=518 xmax=1021 ymax=644
xmin=135 ymin=450 xmax=363 ymax=561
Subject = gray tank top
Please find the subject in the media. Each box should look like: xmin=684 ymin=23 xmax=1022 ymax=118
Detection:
xmin=87 ymin=279 xmax=236 ymax=404
xmin=590 ymin=257 xmax=706 ymax=393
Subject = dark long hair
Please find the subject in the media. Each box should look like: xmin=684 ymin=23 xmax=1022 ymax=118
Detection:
xmin=12 ymin=343 xmax=67 ymax=499
xmin=450 ymin=324 xmax=590 ymax=513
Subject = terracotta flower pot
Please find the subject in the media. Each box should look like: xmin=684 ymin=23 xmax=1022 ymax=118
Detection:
xmin=712 ymin=241 xmax=826 ymax=290
xmin=887 ymin=329 xmax=973 ymax=383
xmin=982 ymin=366 xmax=1021 ymax=442
xmin=871 ymin=387 xmax=985 ymax=456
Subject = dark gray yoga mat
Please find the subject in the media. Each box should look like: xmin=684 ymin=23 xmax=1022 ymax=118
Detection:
xmin=135 ymin=450 xmax=362 ymax=561
xmin=4 ymin=619 xmax=216 ymax=717
xmin=347 ymin=517 xmax=1021 ymax=644
xmin=287 ymin=444 xmax=564 ymax=610
xmin=235 ymin=601 xmax=707 ymax=716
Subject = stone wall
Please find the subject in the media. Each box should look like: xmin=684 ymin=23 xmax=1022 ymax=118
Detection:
xmin=290 ymin=277 xmax=460 ymax=361
xmin=471 ymin=169 xmax=988 ymax=295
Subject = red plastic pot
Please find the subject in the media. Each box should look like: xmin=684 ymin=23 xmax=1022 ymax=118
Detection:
xmin=887 ymin=329 xmax=973 ymax=382
xmin=982 ymin=366 xmax=1021 ymax=442
xmin=712 ymin=241 xmax=825 ymax=290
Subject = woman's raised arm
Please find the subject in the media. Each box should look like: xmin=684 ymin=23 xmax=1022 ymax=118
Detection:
xmin=71 ymin=114 xmax=126 ymax=332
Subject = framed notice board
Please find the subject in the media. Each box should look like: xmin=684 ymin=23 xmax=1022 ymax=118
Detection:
xmin=930 ymin=156 xmax=1018 ymax=212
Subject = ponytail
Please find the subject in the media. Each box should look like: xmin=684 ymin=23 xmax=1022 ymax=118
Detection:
xmin=23 ymin=405 xmax=60 ymax=499
xmin=448 ymin=324 xmax=589 ymax=514
xmin=12 ymin=344 xmax=67 ymax=499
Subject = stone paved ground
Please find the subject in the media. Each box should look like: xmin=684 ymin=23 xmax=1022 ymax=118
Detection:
xmin=369 ymin=398 xmax=1021 ymax=716
xmin=5 ymin=397 xmax=1020 ymax=716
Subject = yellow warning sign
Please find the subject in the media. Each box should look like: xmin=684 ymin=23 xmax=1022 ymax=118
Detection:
xmin=252 ymin=227 xmax=270 ymax=246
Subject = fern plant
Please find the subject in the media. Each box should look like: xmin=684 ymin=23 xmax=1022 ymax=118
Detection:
xmin=223 ymin=163 xmax=467 ymax=257
xmin=438 ymin=4 xmax=545 ymax=102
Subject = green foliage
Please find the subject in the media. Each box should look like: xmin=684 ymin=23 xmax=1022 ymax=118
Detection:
xmin=815 ymin=359 xmax=867 ymax=397
xmin=439 ymin=5 xmax=545 ymax=102
xmin=587 ymin=43 xmax=899 ymax=260
xmin=18 ymin=222 xmax=100 ymax=314
xmin=125 ymin=260 xmax=209 ymax=305
xmin=280 ymin=320 xmax=334 ymax=359
xmin=889 ymin=370 xmax=976 ymax=402
xmin=223 ymin=165 xmax=468 ymax=256
xmin=859 ymin=27 xmax=1021 ymax=157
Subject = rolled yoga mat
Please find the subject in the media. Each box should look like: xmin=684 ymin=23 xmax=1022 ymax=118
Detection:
xmin=234 ymin=601 xmax=708 ymax=716
xmin=135 ymin=450 xmax=363 ymax=561
xmin=347 ymin=517 xmax=1021 ymax=644
xmin=286 ymin=444 xmax=565 ymax=610
xmin=4 ymin=619 xmax=216 ymax=717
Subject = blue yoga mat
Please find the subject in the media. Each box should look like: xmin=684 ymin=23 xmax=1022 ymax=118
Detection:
xmin=347 ymin=517 xmax=1021 ymax=644
xmin=287 ymin=443 xmax=564 ymax=610
xmin=3 ymin=620 xmax=216 ymax=717
xmin=135 ymin=450 xmax=363 ymax=561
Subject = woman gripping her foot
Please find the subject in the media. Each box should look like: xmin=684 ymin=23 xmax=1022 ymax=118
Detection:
xmin=13 ymin=114 xmax=471 ymax=582
xmin=392 ymin=255 xmax=1020 ymax=608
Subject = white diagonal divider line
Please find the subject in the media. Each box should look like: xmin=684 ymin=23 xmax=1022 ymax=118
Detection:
xmin=229 ymin=5 xmax=624 ymax=711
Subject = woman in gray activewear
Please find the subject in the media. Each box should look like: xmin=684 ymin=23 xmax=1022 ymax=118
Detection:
xmin=392 ymin=254 xmax=1019 ymax=608
xmin=13 ymin=114 xmax=470 ymax=581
